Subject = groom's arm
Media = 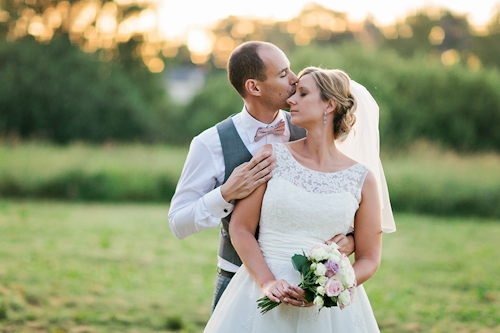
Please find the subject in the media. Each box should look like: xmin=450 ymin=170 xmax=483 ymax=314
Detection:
xmin=168 ymin=136 xmax=232 ymax=239
xmin=169 ymin=136 xmax=276 ymax=240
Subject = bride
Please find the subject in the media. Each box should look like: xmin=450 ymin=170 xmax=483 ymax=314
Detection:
xmin=204 ymin=66 xmax=391 ymax=332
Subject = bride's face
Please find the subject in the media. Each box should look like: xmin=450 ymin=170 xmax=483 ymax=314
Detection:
xmin=287 ymin=74 xmax=329 ymax=127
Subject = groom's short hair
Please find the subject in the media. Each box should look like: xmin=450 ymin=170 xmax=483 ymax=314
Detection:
xmin=227 ymin=41 xmax=269 ymax=97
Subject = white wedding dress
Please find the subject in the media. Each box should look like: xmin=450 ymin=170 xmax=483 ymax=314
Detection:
xmin=204 ymin=143 xmax=380 ymax=332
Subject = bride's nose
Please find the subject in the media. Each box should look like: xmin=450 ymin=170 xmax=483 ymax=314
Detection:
xmin=287 ymin=95 xmax=295 ymax=105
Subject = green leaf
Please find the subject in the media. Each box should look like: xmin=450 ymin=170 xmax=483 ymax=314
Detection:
xmin=292 ymin=254 xmax=309 ymax=273
xmin=305 ymin=289 xmax=315 ymax=303
xmin=323 ymin=297 xmax=338 ymax=308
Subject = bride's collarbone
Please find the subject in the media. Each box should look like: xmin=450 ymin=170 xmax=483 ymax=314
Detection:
xmin=287 ymin=150 xmax=355 ymax=173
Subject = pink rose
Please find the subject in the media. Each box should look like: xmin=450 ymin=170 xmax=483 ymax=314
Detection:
xmin=325 ymin=278 xmax=344 ymax=297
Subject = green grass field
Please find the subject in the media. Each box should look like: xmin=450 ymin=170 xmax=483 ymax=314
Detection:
xmin=0 ymin=200 xmax=498 ymax=332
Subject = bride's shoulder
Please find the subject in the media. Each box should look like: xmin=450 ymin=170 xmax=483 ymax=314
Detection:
xmin=360 ymin=168 xmax=377 ymax=193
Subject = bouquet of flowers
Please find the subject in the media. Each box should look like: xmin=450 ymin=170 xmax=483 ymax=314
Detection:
xmin=257 ymin=242 xmax=357 ymax=314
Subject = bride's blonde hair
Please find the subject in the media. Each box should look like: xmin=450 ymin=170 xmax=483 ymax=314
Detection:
xmin=298 ymin=67 xmax=357 ymax=142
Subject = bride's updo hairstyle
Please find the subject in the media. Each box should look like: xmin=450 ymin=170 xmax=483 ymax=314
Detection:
xmin=298 ymin=67 xmax=357 ymax=142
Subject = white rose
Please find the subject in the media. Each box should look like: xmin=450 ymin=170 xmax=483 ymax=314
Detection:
xmin=344 ymin=268 xmax=356 ymax=287
xmin=314 ymin=263 xmax=327 ymax=276
xmin=339 ymin=268 xmax=356 ymax=287
xmin=339 ymin=259 xmax=349 ymax=269
xmin=310 ymin=262 xmax=317 ymax=270
xmin=311 ymin=248 xmax=329 ymax=261
xmin=314 ymin=296 xmax=324 ymax=307
xmin=317 ymin=276 xmax=328 ymax=286
xmin=328 ymin=252 xmax=340 ymax=262
xmin=339 ymin=290 xmax=351 ymax=305
xmin=317 ymin=285 xmax=325 ymax=296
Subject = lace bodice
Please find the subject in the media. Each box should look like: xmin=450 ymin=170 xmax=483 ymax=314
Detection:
xmin=259 ymin=143 xmax=369 ymax=242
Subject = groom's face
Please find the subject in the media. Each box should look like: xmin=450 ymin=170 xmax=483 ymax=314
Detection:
xmin=258 ymin=46 xmax=298 ymax=110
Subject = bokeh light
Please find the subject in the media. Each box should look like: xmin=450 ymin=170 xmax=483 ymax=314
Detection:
xmin=1 ymin=0 xmax=499 ymax=72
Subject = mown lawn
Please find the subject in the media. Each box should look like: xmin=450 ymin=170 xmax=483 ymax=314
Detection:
xmin=0 ymin=200 xmax=499 ymax=332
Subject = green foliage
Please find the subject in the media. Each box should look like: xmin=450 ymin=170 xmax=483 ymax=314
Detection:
xmin=164 ymin=315 xmax=184 ymax=330
xmin=382 ymin=142 xmax=500 ymax=219
xmin=0 ymin=142 xmax=187 ymax=202
xmin=2 ymin=36 xmax=500 ymax=154
xmin=289 ymin=43 xmax=500 ymax=152
xmin=1 ymin=142 xmax=500 ymax=219
xmin=0 ymin=38 xmax=159 ymax=143
xmin=0 ymin=303 xmax=7 ymax=321
xmin=161 ymin=42 xmax=500 ymax=152
xmin=171 ymin=69 xmax=243 ymax=143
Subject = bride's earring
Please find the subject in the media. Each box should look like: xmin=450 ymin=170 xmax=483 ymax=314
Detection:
xmin=323 ymin=111 xmax=327 ymax=125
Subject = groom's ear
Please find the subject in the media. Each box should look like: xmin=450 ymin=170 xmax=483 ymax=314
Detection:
xmin=245 ymin=79 xmax=261 ymax=97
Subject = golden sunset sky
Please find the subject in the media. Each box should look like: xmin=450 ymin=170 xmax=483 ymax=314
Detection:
xmin=158 ymin=0 xmax=500 ymax=40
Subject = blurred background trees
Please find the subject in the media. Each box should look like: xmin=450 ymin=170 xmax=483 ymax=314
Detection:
xmin=0 ymin=1 xmax=499 ymax=151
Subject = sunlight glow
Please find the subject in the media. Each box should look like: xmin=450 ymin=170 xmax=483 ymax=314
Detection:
xmin=187 ymin=29 xmax=215 ymax=55
xmin=3 ymin=0 xmax=498 ymax=72
xmin=157 ymin=0 xmax=499 ymax=41
xmin=0 ymin=11 xmax=9 ymax=23
xmin=441 ymin=49 xmax=460 ymax=65
xmin=398 ymin=24 xmax=413 ymax=38
xmin=429 ymin=26 xmax=445 ymax=45
xmin=466 ymin=53 xmax=481 ymax=71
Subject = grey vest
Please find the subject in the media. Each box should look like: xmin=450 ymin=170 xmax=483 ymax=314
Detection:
xmin=215 ymin=112 xmax=306 ymax=267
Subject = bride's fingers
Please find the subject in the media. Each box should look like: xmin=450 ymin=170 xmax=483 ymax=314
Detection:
xmin=283 ymin=296 xmax=314 ymax=307
xmin=291 ymin=284 xmax=306 ymax=297
xmin=283 ymin=285 xmax=316 ymax=307
xmin=266 ymin=290 xmax=281 ymax=303
xmin=283 ymin=297 xmax=302 ymax=307
xmin=284 ymin=284 xmax=306 ymax=300
xmin=267 ymin=280 xmax=288 ymax=303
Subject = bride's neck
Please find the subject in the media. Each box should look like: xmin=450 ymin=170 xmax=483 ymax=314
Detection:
xmin=301 ymin=130 xmax=339 ymax=165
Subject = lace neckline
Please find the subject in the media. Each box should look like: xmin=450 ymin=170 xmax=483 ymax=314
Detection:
xmin=279 ymin=143 xmax=360 ymax=175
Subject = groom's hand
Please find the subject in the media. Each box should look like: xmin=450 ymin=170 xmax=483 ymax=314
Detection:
xmin=221 ymin=151 xmax=276 ymax=202
xmin=327 ymin=234 xmax=355 ymax=257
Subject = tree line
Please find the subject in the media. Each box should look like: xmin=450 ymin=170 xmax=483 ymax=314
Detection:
xmin=1 ymin=2 xmax=500 ymax=152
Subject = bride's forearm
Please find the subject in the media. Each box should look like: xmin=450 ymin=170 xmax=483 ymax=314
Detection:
xmin=231 ymin=228 xmax=275 ymax=290
xmin=352 ymin=257 xmax=380 ymax=285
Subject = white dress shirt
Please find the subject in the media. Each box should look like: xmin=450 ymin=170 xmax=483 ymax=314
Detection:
xmin=168 ymin=106 xmax=291 ymax=272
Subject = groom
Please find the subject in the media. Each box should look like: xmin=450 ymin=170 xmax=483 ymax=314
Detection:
xmin=168 ymin=41 xmax=355 ymax=312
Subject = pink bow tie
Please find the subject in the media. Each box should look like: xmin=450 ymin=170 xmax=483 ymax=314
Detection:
xmin=254 ymin=119 xmax=286 ymax=142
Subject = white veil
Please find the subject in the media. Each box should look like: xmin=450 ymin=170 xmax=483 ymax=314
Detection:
xmin=336 ymin=81 xmax=396 ymax=233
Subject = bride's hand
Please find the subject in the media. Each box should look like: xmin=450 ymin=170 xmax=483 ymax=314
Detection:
xmin=283 ymin=284 xmax=314 ymax=308
xmin=261 ymin=279 xmax=292 ymax=304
